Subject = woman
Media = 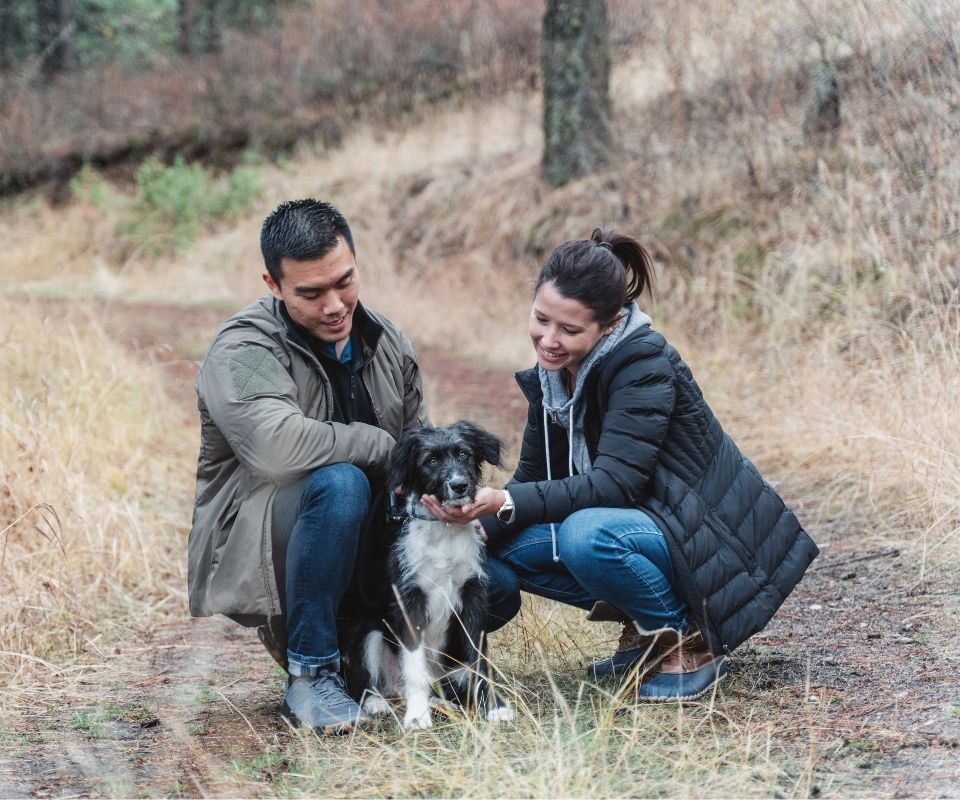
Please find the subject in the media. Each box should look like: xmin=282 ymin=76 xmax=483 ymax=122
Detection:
xmin=422 ymin=228 xmax=819 ymax=701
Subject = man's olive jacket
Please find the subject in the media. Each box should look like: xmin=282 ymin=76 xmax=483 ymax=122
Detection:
xmin=187 ymin=296 xmax=428 ymax=622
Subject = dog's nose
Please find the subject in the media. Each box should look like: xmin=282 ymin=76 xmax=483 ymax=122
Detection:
xmin=449 ymin=479 xmax=469 ymax=496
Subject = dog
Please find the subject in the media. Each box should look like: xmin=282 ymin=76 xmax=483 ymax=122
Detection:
xmin=343 ymin=420 xmax=514 ymax=731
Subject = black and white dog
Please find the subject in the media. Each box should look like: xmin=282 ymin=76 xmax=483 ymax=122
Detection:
xmin=344 ymin=421 xmax=514 ymax=730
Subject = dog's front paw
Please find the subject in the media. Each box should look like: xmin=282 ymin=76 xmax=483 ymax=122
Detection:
xmin=362 ymin=695 xmax=391 ymax=716
xmin=485 ymin=703 xmax=515 ymax=723
xmin=403 ymin=709 xmax=433 ymax=731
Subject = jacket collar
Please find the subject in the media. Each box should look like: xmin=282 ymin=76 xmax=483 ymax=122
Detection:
xmin=275 ymin=298 xmax=384 ymax=361
xmin=514 ymin=325 xmax=652 ymax=404
xmin=515 ymin=366 xmax=542 ymax=403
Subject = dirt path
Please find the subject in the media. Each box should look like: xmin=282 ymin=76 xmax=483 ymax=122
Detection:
xmin=751 ymin=536 xmax=960 ymax=795
xmin=4 ymin=298 xmax=958 ymax=797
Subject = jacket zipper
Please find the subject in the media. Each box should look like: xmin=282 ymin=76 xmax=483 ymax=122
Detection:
xmin=282 ymin=338 xmax=336 ymax=416
xmin=349 ymin=373 xmax=358 ymax=422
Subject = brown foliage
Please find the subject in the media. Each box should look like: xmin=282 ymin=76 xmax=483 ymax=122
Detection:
xmin=0 ymin=0 xmax=542 ymax=195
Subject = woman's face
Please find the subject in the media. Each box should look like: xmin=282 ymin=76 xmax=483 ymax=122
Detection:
xmin=529 ymin=281 xmax=618 ymax=377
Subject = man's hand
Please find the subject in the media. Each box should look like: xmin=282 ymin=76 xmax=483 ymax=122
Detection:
xmin=420 ymin=488 xmax=506 ymax=524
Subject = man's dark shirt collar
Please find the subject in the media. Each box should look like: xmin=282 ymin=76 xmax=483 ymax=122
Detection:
xmin=278 ymin=300 xmax=382 ymax=363
xmin=277 ymin=300 xmax=381 ymax=426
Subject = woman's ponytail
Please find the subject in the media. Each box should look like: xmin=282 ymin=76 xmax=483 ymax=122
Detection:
xmin=536 ymin=226 xmax=656 ymax=325
xmin=590 ymin=227 xmax=654 ymax=306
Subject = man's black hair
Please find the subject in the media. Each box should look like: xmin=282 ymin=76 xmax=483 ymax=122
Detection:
xmin=260 ymin=199 xmax=355 ymax=283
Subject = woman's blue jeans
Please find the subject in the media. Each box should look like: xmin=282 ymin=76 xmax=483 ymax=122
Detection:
xmin=272 ymin=463 xmax=522 ymax=677
xmin=491 ymin=507 xmax=689 ymax=633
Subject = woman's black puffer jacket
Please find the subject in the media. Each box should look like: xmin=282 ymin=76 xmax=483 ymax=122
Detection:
xmin=497 ymin=326 xmax=819 ymax=654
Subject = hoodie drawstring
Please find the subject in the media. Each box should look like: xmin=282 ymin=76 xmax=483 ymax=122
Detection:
xmin=543 ymin=405 xmax=575 ymax=564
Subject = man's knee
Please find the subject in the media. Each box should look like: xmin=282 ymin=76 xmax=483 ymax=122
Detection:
xmin=485 ymin=557 xmax=521 ymax=632
xmin=300 ymin=463 xmax=371 ymax=521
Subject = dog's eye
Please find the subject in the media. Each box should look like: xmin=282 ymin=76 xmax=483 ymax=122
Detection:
xmin=455 ymin=450 xmax=468 ymax=461
xmin=428 ymin=457 xmax=439 ymax=466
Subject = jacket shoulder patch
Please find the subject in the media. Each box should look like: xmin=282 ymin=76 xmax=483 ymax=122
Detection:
xmin=229 ymin=346 xmax=282 ymax=399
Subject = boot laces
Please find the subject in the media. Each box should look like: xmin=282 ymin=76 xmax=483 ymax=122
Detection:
xmin=617 ymin=623 xmax=647 ymax=653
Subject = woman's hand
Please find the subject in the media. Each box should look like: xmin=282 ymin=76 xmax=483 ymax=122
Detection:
xmin=421 ymin=488 xmax=506 ymax=524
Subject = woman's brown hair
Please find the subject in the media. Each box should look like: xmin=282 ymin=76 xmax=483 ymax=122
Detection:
xmin=534 ymin=227 xmax=654 ymax=325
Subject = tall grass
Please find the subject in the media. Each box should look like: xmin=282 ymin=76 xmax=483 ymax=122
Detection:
xmin=0 ymin=298 xmax=190 ymax=701
xmin=229 ymin=595 xmax=823 ymax=798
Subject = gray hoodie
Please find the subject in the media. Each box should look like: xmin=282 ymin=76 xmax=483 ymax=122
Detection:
xmin=538 ymin=302 xmax=652 ymax=475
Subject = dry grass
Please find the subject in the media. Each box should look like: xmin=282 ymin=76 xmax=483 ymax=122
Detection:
xmin=0 ymin=297 xmax=192 ymax=700
xmin=275 ymin=595 xmax=821 ymax=798
xmin=2 ymin=0 xmax=959 ymax=795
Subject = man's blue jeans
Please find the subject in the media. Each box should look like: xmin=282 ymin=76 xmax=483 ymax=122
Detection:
xmin=272 ymin=464 xmax=522 ymax=677
xmin=491 ymin=507 xmax=689 ymax=633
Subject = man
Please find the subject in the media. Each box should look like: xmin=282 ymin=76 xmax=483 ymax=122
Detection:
xmin=187 ymin=199 xmax=520 ymax=734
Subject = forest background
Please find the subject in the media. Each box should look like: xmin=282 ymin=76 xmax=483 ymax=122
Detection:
xmin=1 ymin=0 xmax=959 ymax=797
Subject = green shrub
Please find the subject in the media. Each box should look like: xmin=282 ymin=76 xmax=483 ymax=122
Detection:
xmin=120 ymin=153 xmax=263 ymax=256
xmin=69 ymin=165 xmax=113 ymax=208
xmin=209 ymin=152 xmax=264 ymax=218
xmin=128 ymin=156 xmax=208 ymax=248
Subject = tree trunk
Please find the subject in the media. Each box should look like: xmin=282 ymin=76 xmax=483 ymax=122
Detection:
xmin=541 ymin=0 xmax=612 ymax=187
xmin=202 ymin=0 xmax=222 ymax=54
xmin=178 ymin=0 xmax=195 ymax=56
xmin=1 ymin=3 xmax=17 ymax=72
xmin=36 ymin=0 xmax=76 ymax=79
xmin=802 ymin=61 xmax=841 ymax=141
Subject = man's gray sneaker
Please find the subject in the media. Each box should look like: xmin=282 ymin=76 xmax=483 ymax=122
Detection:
xmin=282 ymin=670 xmax=370 ymax=735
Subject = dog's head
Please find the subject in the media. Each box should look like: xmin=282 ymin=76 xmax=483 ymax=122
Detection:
xmin=389 ymin=420 xmax=502 ymax=507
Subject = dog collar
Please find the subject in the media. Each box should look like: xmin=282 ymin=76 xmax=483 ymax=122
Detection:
xmin=387 ymin=494 xmax=436 ymax=524
xmin=407 ymin=498 xmax=478 ymax=526
xmin=406 ymin=504 xmax=438 ymax=521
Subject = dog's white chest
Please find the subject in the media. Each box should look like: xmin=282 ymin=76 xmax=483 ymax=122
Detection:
xmin=399 ymin=520 xmax=483 ymax=616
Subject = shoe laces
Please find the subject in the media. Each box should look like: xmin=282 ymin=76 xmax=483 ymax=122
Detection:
xmin=307 ymin=669 xmax=351 ymax=703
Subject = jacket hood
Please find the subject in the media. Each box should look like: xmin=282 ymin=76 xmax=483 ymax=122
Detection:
xmin=515 ymin=311 xmax=653 ymax=404
xmin=537 ymin=303 xmax=651 ymax=474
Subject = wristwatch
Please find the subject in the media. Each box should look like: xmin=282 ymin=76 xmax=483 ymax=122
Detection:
xmin=496 ymin=490 xmax=516 ymax=524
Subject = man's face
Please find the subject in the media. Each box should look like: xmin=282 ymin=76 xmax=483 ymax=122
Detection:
xmin=263 ymin=236 xmax=360 ymax=354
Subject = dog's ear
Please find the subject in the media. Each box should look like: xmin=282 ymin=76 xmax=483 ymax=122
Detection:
xmin=454 ymin=420 xmax=503 ymax=468
xmin=388 ymin=427 xmax=427 ymax=495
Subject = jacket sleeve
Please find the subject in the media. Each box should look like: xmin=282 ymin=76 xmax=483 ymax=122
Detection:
xmin=509 ymin=403 xmax=548 ymax=485
xmin=401 ymin=335 xmax=431 ymax=432
xmin=197 ymin=338 xmax=395 ymax=485
xmin=507 ymin=347 xmax=676 ymax=528
xmin=480 ymin=404 xmax=546 ymax=543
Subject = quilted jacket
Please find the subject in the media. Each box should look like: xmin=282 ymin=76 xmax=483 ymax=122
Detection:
xmin=499 ymin=325 xmax=818 ymax=654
